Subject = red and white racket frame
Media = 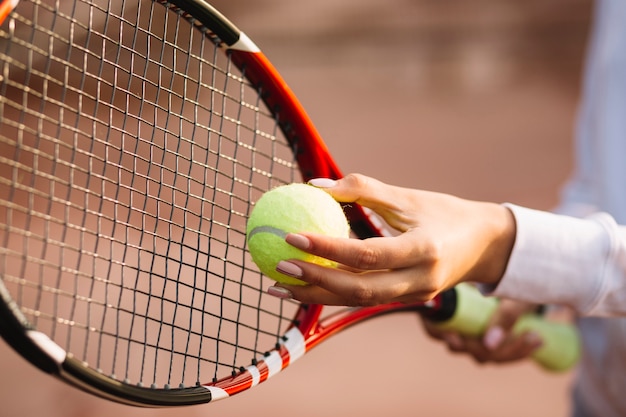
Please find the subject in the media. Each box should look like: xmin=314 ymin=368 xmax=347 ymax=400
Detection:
xmin=0 ymin=0 xmax=578 ymax=407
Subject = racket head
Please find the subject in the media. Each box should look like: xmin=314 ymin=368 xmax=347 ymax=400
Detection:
xmin=0 ymin=0 xmax=386 ymax=406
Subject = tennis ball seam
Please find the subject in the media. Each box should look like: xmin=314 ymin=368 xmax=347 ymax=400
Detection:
xmin=247 ymin=226 xmax=287 ymax=241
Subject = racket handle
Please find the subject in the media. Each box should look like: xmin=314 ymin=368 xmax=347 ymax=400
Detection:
xmin=430 ymin=283 xmax=580 ymax=372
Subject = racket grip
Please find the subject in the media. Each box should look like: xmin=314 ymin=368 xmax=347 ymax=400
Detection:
xmin=431 ymin=283 xmax=580 ymax=372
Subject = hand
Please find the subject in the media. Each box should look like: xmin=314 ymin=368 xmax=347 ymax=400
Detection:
xmin=267 ymin=173 xmax=516 ymax=306
xmin=422 ymin=299 xmax=544 ymax=364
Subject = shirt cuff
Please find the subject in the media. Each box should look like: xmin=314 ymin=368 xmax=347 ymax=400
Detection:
xmin=489 ymin=204 xmax=613 ymax=315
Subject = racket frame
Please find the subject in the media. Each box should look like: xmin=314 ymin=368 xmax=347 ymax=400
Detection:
xmin=0 ymin=0 xmax=579 ymax=407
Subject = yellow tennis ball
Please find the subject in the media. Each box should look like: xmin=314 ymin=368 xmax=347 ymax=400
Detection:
xmin=246 ymin=183 xmax=350 ymax=285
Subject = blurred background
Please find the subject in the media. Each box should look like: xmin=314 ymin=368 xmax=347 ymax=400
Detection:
xmin=1 ymin=0 xmax=592 ymax=416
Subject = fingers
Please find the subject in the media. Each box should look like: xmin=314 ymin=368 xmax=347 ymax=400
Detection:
xmin=285 ymin=230 xmax=434 ymax=271
xmin=268 ymin=278 xmax=352 ymax=306
xmin=482 ymin=299 xmax=539 ymax=349
xmin=422 ymin=297 xmax=544 ymax=365
xmin=272 ymin=228 xmax=444 ymax=306
xmin=467 ymin=331 xmax=543 ymax=363
xmin=452 ymin=332 xmax=542 ymax=364
xmin=422 ymin=316 xmax=543 ymax=365
xmin=309 ymin=174 xmax=424 ymax=232
xmin=273 ymin=260 xmax=433 ymax=306
xmin=475 ymin=300 xmax=543 ymax=363
xmin=309 ymin=174 xmax=391 ymax=208
xmin=489 ymin=299 xmax=537 ymax=330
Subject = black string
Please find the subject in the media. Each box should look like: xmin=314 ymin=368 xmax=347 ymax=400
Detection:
xmin=0 ymin=0 xmax=300 ymax=389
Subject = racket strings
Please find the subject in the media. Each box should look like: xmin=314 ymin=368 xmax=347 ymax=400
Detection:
xmin=0 ymin=0 xmax=300 ymax=389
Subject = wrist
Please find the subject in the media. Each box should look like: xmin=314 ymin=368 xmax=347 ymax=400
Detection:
xmin=474 ymin=203 xmax=517 ymax=286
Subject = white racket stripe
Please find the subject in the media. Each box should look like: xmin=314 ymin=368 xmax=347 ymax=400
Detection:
xmin=205 ymin=386 xmax=229 ymax=401
xmin=1 ymin=0 xmax=19 ymax=11
xmin=264 ymin=350 xmax=282 ymax=379
xmin=200 ymin=327 xmax=307 ymax=401
xmin=282 ymin=327 xmax=306 ymax=362
xmin=258 ymin=327 xmax=306 ymax=380
xmin=246 ymin=328 xmax=305 ymax=385
xmin=246 ymin=364 xmax=261 ymax=387
xmin=27 ymin=330 xmax=66 ymax=364
xmin=229 ymin=32 xmax=260 ymax=53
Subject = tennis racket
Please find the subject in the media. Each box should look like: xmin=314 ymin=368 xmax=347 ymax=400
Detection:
xmin=0 ymin=0 xmax=580 ymax=407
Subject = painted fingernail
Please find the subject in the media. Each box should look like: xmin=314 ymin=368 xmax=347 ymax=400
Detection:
xmin=483 ymin=326 xmax=505 ymax=350
xmin=308 ymin=178 xmax=337 ymax=188
xmin=268 ymin=286 xmax=293 ymax=299
xmin=276 ymin=261 xmax=303 ymax=278
xmin=286 ymin=233 xmax=311 ymax=250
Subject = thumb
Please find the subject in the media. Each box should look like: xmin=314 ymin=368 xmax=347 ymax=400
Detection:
xmin=482 ymin=299 xmax=536 ymax=350
xmin=308 ymin=174 xmax=392 ymax=208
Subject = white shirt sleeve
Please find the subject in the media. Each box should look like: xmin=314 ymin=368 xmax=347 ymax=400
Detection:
xmin=490 ymin=203 xmax=626 ymax=317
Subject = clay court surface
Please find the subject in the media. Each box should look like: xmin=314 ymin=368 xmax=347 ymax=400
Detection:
xmin=1 ymin=0 xmax=592 ymax=416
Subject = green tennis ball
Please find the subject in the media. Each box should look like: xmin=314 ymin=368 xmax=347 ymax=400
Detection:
xmin=246 ymin=183 xmax=350 ymax=285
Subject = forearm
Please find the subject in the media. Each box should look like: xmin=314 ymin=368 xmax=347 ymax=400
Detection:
xmin=492 ymin=204 xmax=626 ymax=316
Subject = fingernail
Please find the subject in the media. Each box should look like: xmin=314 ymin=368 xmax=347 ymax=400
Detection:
xmin=308 ymin=178 xmax=337 ymax=188
xmin=286 ymin=233 xmax=311 ymax=250
xmin=276 ymin=261 xmax=303 ymax=278
xmin=483 ymin=326 xmax=505 ymax=350
xmin=268 ymin=286 xmax=293 ymax=299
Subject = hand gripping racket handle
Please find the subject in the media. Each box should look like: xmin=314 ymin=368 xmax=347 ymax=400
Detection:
xmin=426 ymin=283 xmax=580 ymax=372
